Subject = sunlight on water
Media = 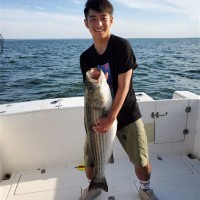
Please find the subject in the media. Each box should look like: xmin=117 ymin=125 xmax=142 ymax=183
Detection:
xmin=0 ymin=38 xmax=199 ymax=104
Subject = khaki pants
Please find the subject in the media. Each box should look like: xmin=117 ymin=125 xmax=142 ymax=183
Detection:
xmin=84 ymin=118 xmax=149 ymax=167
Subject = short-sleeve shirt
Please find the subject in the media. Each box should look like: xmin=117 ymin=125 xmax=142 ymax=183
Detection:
xmin=80 ymin=34 xmax=141 ymax=129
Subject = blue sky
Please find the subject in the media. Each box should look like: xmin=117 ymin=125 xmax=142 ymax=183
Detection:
xmin=1 ymin=0 xmax=199 ymax=39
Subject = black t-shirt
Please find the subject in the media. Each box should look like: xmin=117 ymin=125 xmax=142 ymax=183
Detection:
xmin=80 ymin=34 xmax=141 ymax=129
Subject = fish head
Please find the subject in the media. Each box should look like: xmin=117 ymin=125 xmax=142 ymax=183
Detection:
xmin=85 ymin=68 xmax=111 ymax=109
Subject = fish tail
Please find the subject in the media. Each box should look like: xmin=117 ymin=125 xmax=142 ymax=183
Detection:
xmin=89 ymin=176 xmax=108 ymax=192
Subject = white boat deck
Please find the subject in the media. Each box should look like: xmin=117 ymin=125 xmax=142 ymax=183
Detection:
xmin=1 ymin=154 xmax=200 ymax=200
xmin=1 ymin=91 xmax=200 ymax=200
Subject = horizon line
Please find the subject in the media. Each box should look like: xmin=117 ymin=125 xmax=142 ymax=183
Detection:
xmin=3 ymin=37 xmax=200 ymax=40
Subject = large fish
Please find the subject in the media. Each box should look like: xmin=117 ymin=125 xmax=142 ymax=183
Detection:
xmin=84 ymin=68 xmax=117 ymax=192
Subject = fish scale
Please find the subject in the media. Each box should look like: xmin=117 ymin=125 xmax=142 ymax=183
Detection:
xmin=84 ymin=68 xmax=117 ymax=192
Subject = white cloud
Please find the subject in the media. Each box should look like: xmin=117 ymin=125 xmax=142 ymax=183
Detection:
xmin=112 ymin=17 xmax=199 ymax=38
xmin=113 ymin=0 xmax=200 ymax=38
xmin=0 ymin=1 xmax=199 ymax=39
xmin=35 ymin=6 xmax=45 ymax=10
xmin=114 ymin=0 xmax=179 ymax=12
xmin=114 ymin=0 xmax=200 ymax=20
xmin=0 ymin=8 xmax=89 ymax=39
xmin=71 ymin=0 xmax=82 ymax=4
xmin=166 ymin=0 xmax=200 ymax=21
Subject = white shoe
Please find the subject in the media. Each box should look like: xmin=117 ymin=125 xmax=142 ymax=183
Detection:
xmin=139 ymin=187 xmax=159 ymax=200
xmin=79 ymin=188 xmax=101 ymax=200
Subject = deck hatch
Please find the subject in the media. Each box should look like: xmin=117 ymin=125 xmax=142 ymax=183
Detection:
xmin=5 ymin=166 xmax=84 ymax=200
xmin=154 ymin=99 xmax=189 ymax=143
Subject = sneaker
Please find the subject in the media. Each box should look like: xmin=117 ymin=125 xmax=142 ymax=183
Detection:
xmin=79 ymin=188 xmax=101 ymax=200
xmin=139 ymin=187 xmax=159 ymax=200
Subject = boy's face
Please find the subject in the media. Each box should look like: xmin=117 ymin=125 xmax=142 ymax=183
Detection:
xmin=84 ymin=9 xmax=113 ymax=40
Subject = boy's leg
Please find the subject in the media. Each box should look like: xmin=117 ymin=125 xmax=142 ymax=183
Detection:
xmin=79 ymin=137 xmax=101 ymax=200
xmin=116 ymin=118 xmax=149 ymax=169
xmin=117 ymin=118 xmax=158 ymax=200
xmin=135 ymin=163 xmax=151 ymax=182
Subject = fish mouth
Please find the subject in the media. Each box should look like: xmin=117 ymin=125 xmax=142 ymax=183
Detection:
xmin=86 ymin=68 xmax=101 ymax=82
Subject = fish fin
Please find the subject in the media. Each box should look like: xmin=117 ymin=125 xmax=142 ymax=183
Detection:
xmin=108 ymin=152 xmax=114 ymax=164
xmin=89 ymin=176 xmax=108 ymax=192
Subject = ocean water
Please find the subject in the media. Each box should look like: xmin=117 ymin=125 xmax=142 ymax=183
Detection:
xmin=0 ymin=38 xmax=199 ymax=104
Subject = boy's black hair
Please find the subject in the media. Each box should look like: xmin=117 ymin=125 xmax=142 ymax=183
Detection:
xmin=84 ymin=0 xmax=114 ymax=19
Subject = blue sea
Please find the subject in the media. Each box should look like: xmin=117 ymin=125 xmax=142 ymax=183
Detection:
xmin=0 ymin=38 xmax=199 ymax=104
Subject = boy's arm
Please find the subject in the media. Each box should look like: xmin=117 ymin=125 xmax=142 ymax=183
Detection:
xmin=93 ymin=68 xmax=133 ymax=133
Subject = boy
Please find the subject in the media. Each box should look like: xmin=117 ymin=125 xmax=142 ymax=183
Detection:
xmin=79 ymin=0 xmax=158 ymax=199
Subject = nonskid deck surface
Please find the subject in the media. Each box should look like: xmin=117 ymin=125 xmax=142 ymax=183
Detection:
xmin=1 ymin=154 xmax=200 ymax=200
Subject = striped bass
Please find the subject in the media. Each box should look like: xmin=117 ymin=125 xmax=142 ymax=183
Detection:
xmin=84 ymin=68 xmax=117 ymax=192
